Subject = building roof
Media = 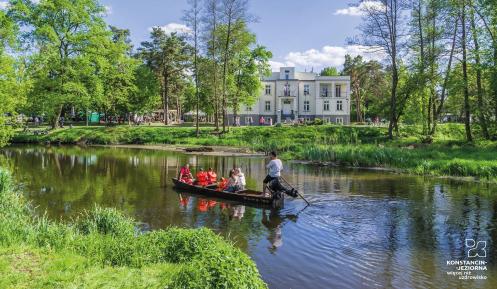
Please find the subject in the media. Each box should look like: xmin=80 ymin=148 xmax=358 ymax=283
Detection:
xmin=262 ymin=69 xmax=350 ymax=81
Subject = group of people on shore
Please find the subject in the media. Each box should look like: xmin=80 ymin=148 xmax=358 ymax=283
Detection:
xmin=178 ymin=164 xmax=246 ymax=193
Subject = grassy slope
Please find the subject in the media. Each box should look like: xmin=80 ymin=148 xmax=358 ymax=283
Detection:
xmin=11 ymin=124 xmax=497 ymax=180
xmin=0 ymin=170 xmax=267 ymax=289
xmin=0 ymin=247 xmax=179 ymax=289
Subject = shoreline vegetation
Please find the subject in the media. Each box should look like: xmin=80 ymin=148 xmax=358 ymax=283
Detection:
xmin=11 ymin=124 xmax=497 ymax=182
xmin=0 ymin=169 xmax=267 ymax=289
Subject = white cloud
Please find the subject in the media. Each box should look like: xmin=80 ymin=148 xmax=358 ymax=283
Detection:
xmin=150 ymin=23 xmax=192 ymax=35
xmin=271 ymin=45 xmax=386 ymax=71
xmin=104 ymin=5 xmax=112 ymax=15
xmin=334 ymin=1 xmax=384 ymax=17
xmin=0 ymin=1 xmax=9 ymax=10
xmin=269 ymin=60 xmax=287 ymax=71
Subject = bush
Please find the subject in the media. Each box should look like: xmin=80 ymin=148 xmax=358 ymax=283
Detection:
xmin=74 ymin=206 xmax=136 ymax=237
xmin=171 ymin=245 xmax=268 ymax=289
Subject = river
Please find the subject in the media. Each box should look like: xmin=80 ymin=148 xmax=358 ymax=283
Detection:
xmin=2 ymin=145 xmax=496 ymax=289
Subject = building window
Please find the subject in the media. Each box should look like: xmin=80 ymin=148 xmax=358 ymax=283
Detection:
xmin=265 ymin=101 xmax=271 ymax=111
xmin=324 ymin=117 xmax=331 ymax=123
xmin=304 ymin=84 xmax=310 ymax=96
xmin=285 ymin=70 xmax=290 ymax=80
xmin=321 ymin=87 xmax=329 ymax=97
xmin=265 ymin=85 xmax=271 ymax=95
xmin=303 ymin=101 xmax=310 ymax=112
xmin=336 ymin=100 xmax=343 ymax=111
xmin=284 ymin=84 xmax=291 ymax=96
xmin=323 ymin=100 xmax=330 ymax=111
xmin=336 ymin=85 xmax=342 ymax=97
xmin=336 ymin=117 xmax=344 ymax=124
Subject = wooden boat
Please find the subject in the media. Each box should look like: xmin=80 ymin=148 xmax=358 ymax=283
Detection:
xmin=172 ymin=178 xmax=284 ymax=208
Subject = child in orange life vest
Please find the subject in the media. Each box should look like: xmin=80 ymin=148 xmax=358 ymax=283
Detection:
xmin=196 ymin=168 xmax=209 ymax=187
xmin=217 ymin=177 xmax=228 ymax=191
xmin=179 ymin=164 xmax=193 ymax=185
xmin=207 ymin=168 xmax=217 ymax=184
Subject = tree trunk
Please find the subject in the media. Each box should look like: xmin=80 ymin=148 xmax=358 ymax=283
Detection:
xmin=470 ymin=7 xmax=490 ymax=139
xmin=163 ymin=76 xmax=169 ymax=125
xmin=221 ymin=18 xmax=232 ymax=133
xmin=461 ymin=2 xmax=473 ymax=142
xmin=431 ymin=16 xmax=459 ymax=136
xmin=194 ymin=36 xmax=200 ymax=136
xmin=493 ymin=47 xmax=497 ymax=121
xmin=353 ymin=76 xmax=363 ymax=122
xmin=388 ymin=66 xmax=398 ymax=139
xmin=52 ymin=105 xmax=63 ymax=129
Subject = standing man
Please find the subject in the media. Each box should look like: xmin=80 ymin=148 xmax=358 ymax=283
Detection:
xmin=263 ymin=151 xmax=283 ymax=196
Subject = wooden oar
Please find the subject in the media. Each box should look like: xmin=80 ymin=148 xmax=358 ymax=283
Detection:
xmin=280 ymin=176 xmax=310 ymax=206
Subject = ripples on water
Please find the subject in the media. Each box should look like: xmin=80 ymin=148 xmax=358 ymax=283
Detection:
xmin=2 ymin=145 xmax=497 ymax=289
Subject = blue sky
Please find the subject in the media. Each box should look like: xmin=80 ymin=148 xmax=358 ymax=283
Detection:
xmin=1 ymin=0 xmax=384 ymax=71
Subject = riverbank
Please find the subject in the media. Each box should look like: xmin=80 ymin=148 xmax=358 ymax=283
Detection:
xmin=0 ymin=169 xmax=267 ymax=289
xmin=11 ymin=124 xmax=497 ymax=181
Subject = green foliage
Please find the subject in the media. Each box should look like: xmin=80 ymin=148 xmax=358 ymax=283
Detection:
xmin=0 ymin=170 xmax=267 ymax=288
xmin=320 ymin=66 xmax=339 ymax=76
xmin=0 ymin=8 xmax=26 ymax=147
xmin=74 ymin=206 xmax=135 ymax=237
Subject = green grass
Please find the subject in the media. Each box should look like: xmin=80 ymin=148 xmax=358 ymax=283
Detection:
xmin=0 ymin=169 xmax=267 ymax=289
xmin=11 ymin=123 xmax=497 ymax=180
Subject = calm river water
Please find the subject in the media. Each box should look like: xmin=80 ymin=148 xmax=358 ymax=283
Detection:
xmin=2 ymin=145 xmax=497 ymax=289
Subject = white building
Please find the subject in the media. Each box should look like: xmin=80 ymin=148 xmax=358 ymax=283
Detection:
xmin=229 ymin=67 xmax=351 ymax=125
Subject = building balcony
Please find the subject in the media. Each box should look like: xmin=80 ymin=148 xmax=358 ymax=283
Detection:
xmin=278 ymin=89 xmax=298 ymax=97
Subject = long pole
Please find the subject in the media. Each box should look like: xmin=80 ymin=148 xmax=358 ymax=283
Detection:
xmin=280 ymin=176 xmax=310 ymax=205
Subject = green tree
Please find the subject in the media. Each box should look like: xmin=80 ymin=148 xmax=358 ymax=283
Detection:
xmin=219 ymin=0 xmax=252 ymax=132
xmin=11 ymin=0 xmax=113 ymax=128
xmin=139 ymin=29 xmax=191 ymax=125
xmin=342 ymin=55 xmax=387 ymax=122
xmin=0 ymin=7 xmax=26 ymax=146
xmin=320 ymin=67 xmax=339 ymax=76
xmin=231 ymin=44 xmax=272 ymax=120
xmin=184 ymin=0 xmax=202 ymax=136
xmin=129 ymin=64 xmax=161 ymax=115
xmin=97 ymin=26 xmax=139 ymax=124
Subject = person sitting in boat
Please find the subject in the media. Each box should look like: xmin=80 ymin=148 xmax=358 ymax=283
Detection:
xmin=179 ymin=163 xmax=194 ymax=185
xmin=225 ymin=170 xmax=241 ymax=193
xmin=217 ymin=177 xmax=228 ymax=191
xmin=195 ymin=168 xmax=209 ymax=187
xmin=235 ymin=167 xmax=246 ymax=190
xmin=207 ymin=168 xmax=217 ymax=185
xmin=263 ymin=151 xmax=283 ymax=196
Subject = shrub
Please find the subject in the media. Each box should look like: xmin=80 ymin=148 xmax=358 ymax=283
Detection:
xmin=171 ymin=245 xmax=268 ymax=289
xmin=74 ymin=206 xmax=136 ymax=238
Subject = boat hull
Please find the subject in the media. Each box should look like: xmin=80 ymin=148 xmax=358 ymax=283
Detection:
xmin=172 ymin=178 xmax=284 ymax=208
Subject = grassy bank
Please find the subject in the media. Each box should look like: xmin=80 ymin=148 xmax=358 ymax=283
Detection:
xmin=0 ymin=169 xmax=267 ymax=289
xmin=11 ymin=124 xmax=497 ymax=181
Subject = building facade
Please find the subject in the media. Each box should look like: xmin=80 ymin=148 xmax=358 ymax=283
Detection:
xmin=229 ymin=67 xmax=351 ymax=125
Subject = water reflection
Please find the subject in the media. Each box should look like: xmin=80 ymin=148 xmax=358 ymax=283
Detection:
xmin=2 ymin=145 xmax=497 ymax=289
